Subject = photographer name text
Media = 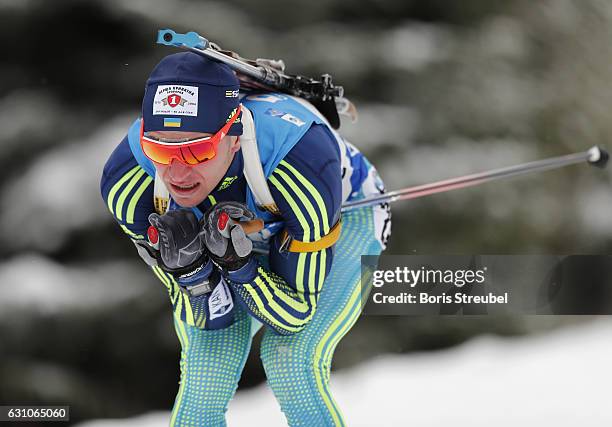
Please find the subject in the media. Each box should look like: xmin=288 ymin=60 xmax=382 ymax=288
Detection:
xmin=370 ymin=266 xmax=509 ymax=305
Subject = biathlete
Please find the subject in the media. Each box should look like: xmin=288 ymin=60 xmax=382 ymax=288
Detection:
xmin=100 ymin=51 xmax=390 ymax=426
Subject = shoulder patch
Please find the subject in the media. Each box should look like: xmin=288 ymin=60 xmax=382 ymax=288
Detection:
xmin=264 ymin=108 xmax=306 ymax=127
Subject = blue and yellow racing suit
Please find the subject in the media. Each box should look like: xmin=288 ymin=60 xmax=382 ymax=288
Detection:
xmin=100 ymin=94 xmax=390 ymax=427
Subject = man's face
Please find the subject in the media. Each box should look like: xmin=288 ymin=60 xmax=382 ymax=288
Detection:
xmin=148 ymin=131 xmax=240 ymax=207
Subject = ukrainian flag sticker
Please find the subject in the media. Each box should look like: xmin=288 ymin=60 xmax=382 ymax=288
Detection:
xmin=164 ymin=117 xmax=182 ymax=128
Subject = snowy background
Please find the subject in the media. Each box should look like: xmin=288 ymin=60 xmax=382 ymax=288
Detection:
xmin=1 ymin=0 xmax=611 ymax=425
xmin=76 ymin=319 xmax=612 ymax=427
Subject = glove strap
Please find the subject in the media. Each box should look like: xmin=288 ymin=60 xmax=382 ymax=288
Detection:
xmin=176 ymin=258 xmax=215 ymax=296
xmin=159 ymin=252 xmax=211 ymax=277
xmin=179 ymin=280 xmax=213 ymax=297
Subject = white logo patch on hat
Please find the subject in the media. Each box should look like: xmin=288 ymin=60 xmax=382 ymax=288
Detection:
xmin=153 ymin=85 xmax=198 ymax=116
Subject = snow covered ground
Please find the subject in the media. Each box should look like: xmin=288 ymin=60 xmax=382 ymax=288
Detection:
xmin=76 ymin=318 xmax=612 ymax=426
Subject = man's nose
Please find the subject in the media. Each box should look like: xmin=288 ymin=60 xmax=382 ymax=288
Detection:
xmin=168 ymin=158 xmax=193 ymax=181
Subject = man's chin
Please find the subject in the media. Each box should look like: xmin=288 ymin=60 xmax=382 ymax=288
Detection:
xmin=169 ymin=190 xmax=208 ymax=208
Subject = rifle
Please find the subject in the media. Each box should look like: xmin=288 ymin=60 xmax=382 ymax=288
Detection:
xmin=157 ymin=28 xmax=356 ymax=129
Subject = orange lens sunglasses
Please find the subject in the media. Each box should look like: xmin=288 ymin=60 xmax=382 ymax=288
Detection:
xmin=141 ymin=105 xmax=241 ymax=165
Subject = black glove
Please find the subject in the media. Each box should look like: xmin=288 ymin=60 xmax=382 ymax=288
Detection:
xmin=148 ymin=209 xmax=209 ymax=275
xmin=147 ymin=209 xmax=233 ymax=328
xmin=202 ymin=201 xmax=256 ymax=272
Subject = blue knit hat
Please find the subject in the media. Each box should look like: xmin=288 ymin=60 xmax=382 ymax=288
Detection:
xmin=142 ymin=52 xmax=242 ymax=135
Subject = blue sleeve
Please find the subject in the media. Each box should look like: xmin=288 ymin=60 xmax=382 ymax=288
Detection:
xmin=227 ymin=124 xmax=343 ymax=334
xmin=100 ymin=135 xmax=155 ymax=240
xmin=101 ymin=135 xmax=213 ymax=328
